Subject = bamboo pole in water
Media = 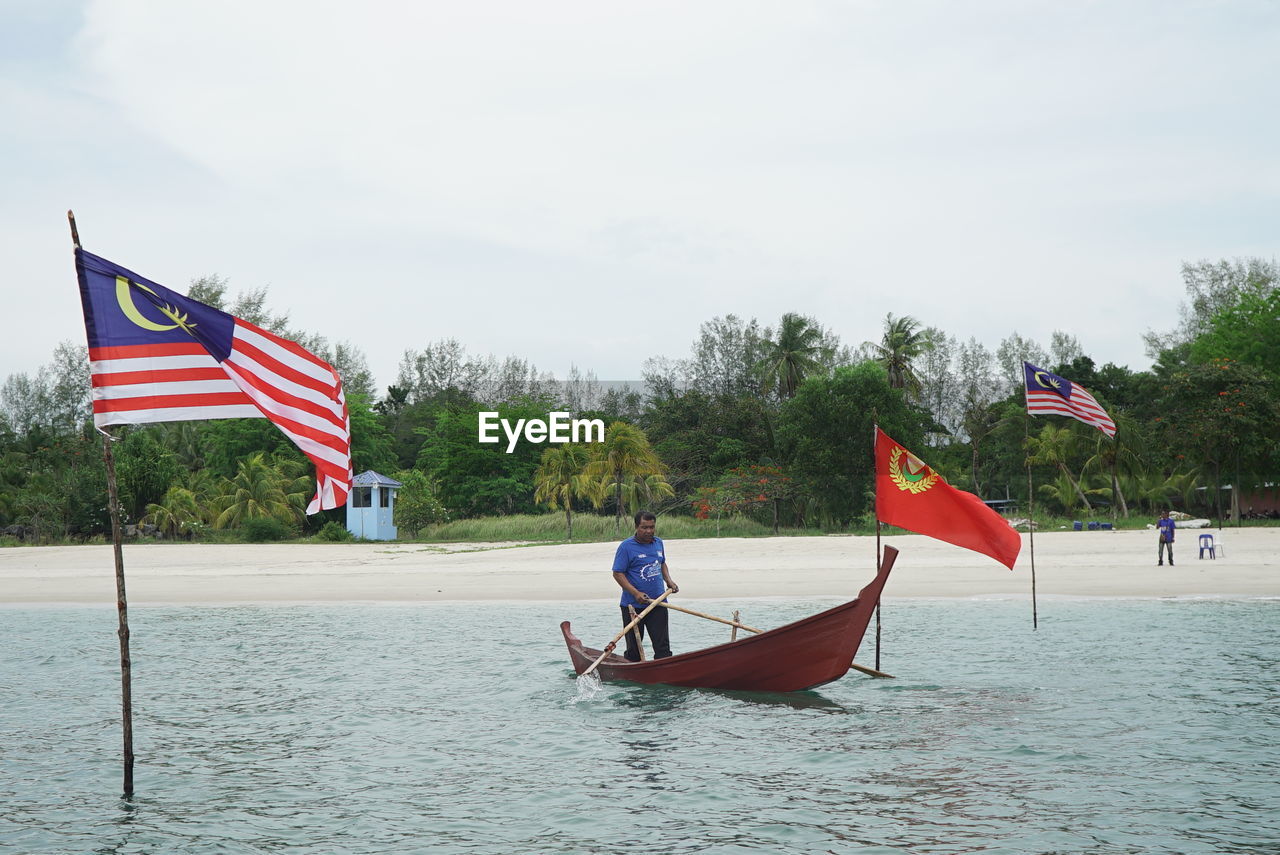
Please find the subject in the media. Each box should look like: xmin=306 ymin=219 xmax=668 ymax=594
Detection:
xmin=69 ymin=210 xmax=135 ymax=796
xmin=1025 ymin=412 xmax=1039 ymax=630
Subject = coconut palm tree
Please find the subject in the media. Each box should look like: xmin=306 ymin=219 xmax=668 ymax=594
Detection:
xmin=1037 ymin=471 xmax=1086 ymax=514
xmin=1026 ymin=423 xmax=1092 ymax=511
xmin=864 ymin=313 xmax=935 ymax=396
xmin=533 ymin=443 xmax=594 ymax=540
xmin=141 ymin=486 xmax=202 ymax=539
xmin=583 ymin=421 xmax=667 ymax=530
xmin=1082 ymin=412 xmax=1141 ymax=519
xmin=758 ymin=313 xmax=824 ymax=399
xmin=605 ymin=471 xmax=676 ymax=522
xmin=214 ymin=453 xmax=299 ymax=529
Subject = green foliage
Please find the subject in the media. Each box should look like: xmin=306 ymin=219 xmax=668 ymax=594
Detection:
xmin=241 ymin=516 xmax=293 ymax=542
xmin=777 ymin=362 xmax=925 ymax=525
xmin=317 ymin=520 xmax=353 ymax=542
xmin=114 ymin=427 xmax=181 ymax=521
xmin=692 ymin=465 xmax=794 ymax=533
xmin=1161 ymin=358 xmax=1280 ymax=497
xmin=757 ymin=313 xmax=826 ymax=400
xmin=1190 ymin=288 xmax=1280 ymax=379
xmin=393 ymin=468 xmax=450 ymax=537
xmin=417 ymin=511 xmax=808 ymax=543
xmin=6 ymin=271 xmax=1280 ymax=537
xmin=347 ymin=394 xmax=398 ymax=475
xmin=582 ymin=421 xmax=670 ymax=528
xmin=1026 ymin=423 xmax=1093 ymax=512
xmin=643 ymin=390 xmax=775 ymax=502
xmin=202 ymin=419 xmax=295 ymax=480
xmin=11 ymin=433 xmax=108 ymax=540
xmin=415 ymin=398 xmax=548 ymax=517
xmin=864 ymin=313 xmax=935 ymax=397
xmin=533 ymin=444 xmax=594 ymax=539
xmin=214 ymin=452 xmax=303 ymax=528
xmin=140 ymin=486 xmax=203 ymax=539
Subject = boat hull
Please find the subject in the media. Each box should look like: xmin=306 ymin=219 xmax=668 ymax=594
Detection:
xmin=562 ymin=546 xmax=897 ymax=692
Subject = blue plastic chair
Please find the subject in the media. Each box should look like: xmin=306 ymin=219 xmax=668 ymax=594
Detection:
xmin=1198 ymin=533 xmax=1216 ymax=559
xmin=1073 ymin=521 xmax=1083 ymax=531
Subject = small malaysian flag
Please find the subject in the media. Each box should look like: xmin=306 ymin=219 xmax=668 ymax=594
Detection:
xmin=75 ymin=249 xmax=352 ymax=512
xmin=1023 ymin=361 xmax=1117 ymax=438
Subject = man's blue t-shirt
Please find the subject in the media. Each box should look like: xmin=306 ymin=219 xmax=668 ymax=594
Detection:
xmin=1157 ymin=517 xmax=1176 ymax=542
xmin=612 ymin=536 xmax=667 ymax=607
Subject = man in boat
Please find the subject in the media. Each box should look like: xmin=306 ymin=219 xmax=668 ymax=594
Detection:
xmin=612 ymin=510 xmax=680 ymax=661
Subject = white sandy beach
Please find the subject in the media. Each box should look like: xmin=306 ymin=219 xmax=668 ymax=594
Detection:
xmin=1 ymin=528 xmax=1275 ymax=605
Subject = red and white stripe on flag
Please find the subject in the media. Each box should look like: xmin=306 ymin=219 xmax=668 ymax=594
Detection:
xmin=88 ymin=326 xmax=351 ymax=513
xmin=76 ymin=248 xmax=353 ymax=512
xmin=1026 ymin=382 xmax=1117 ymax=438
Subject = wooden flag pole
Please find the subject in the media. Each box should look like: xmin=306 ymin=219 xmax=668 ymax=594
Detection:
xmin=1025 ymin=412 xmax=1038 ymax=630
xmin=873 ymin=421 xmax=882 ymax=672
xmin=69 ymin=211 xmax=135 ymax=797
xmin=875 ymin=521 xmax=882 ymax=671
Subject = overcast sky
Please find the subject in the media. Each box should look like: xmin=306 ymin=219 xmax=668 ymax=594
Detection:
xmin=3 ymin=0 xmax=1276 ymax=394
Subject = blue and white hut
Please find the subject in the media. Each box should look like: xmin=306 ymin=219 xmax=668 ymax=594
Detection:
xmin=345 ymin=470 xmax=402 ymax=541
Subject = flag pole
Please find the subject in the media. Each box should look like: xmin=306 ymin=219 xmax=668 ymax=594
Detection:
xmin=873 ymin=421 xmax=882 ymax=671
xmin=69 ymin=211 xmax=135 ymax=797
xmin=1024 ymin=404 xmax=1038 ymax=631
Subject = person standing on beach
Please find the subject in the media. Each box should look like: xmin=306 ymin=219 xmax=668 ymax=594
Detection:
xmin=1157 ymin=510 xmax=1176 ymax=566
xmin=612 ymin=510 xmax=680 ymax=661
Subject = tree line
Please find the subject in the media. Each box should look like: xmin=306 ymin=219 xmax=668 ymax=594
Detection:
xmin=2 ymin=258 xmax=1277 ymax=542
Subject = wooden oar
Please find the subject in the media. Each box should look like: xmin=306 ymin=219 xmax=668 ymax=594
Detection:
xmin=657 ymin=601 xmax=763 ymax=634
xmin=579 ymin=590 xmax=672 ymax=679
xmin=655 ymin=601 xmax=895 ymax=678
xmin=850 ymin=662 xmax=895 ymax=679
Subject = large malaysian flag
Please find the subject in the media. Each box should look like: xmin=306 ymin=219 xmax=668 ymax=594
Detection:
xmin=75 ymin=249 xmax=352 ymax=512
xmin=1023 ymin=361 xmax=1117 ymax=438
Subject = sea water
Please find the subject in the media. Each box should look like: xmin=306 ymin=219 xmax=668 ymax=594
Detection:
xmin=2 ymin=597 xmax=1277 ymax=854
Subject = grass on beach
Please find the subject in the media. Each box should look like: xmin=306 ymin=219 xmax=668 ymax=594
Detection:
xmin=411 ymin=513 xmax=808 ymax=544
xmin=5 ymin=511 xmax=1271 ymax=549
xmin=402 ymin=510 xmax=1272 ymax=545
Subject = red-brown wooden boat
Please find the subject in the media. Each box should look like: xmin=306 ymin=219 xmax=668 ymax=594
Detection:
xmin=561 ymin=545 xmax=898 ymax=692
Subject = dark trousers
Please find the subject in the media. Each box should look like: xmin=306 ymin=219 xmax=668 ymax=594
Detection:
xmin=620 ymin=605 xmax=671 ymax=661
xmin=1158 ymin=539 xmax=1174 ymax=564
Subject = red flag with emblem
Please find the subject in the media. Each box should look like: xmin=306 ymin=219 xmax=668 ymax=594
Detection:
xmin=874 ymin=427 xmax=1021 ymax=569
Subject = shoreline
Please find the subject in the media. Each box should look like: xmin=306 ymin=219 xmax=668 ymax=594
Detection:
xmin=1 ymin=528 xmax=1275 ymax=605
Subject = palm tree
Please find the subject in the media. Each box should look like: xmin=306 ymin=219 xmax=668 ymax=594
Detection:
xmin=213 ymin=453 xmax=299 ymax=529
xmin=758 ymin=313 xmax=824 ymax=399
xmin=1082 ymin=412 xmax=1140 ymax=519
xmin=1037 ymin=471 xmax=1086 ymax=514
xmin=141 ymin=486 xmax=202 ymax=539
xmin=583 ymin=422 xmax=667 ymax=530
xmin=533 ymin=444 xmax=594 ymax=540
xmin=1026 ymin=423 xmax=1093 ymax=511
xmin=865 ymin=313 xmax=935 ymax=396
xmin=606 ymin=472 xmax=676 ymax=522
